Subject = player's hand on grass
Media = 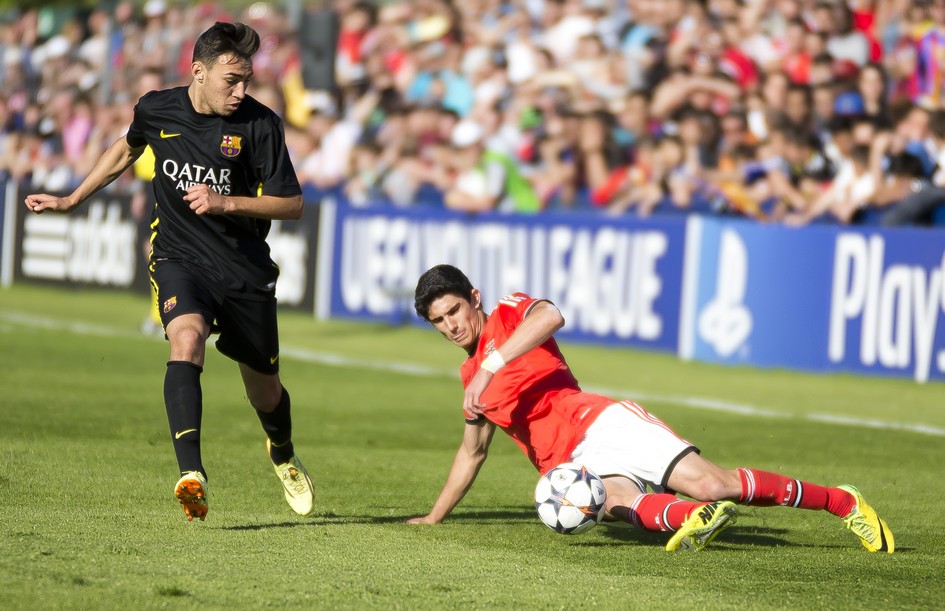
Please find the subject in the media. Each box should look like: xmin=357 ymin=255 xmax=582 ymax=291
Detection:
xmin=464 ymin=368 xmax=493 ymax=416
xmin=24 ymin=193 xmax=78 ymax=214
xmin=185 ymin=183 xmax=228 ymax=215
xmin=406 ymin=515 xmax=440 ymax=525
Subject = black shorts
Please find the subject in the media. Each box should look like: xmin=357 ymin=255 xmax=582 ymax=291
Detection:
xmin=150 ymin=260 xmax=280 ymax=374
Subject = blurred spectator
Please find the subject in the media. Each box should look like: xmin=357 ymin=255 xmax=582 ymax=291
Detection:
xmin=824 ymin=1 xmax=872 ymax=67
xmin=344 ymin=140 xmax=387 ymax=206
xmin=444 ymin=118 xmax=540 ymax=213
xmin=857 ymin=62 xmax=893 ymax=127
xmin=296 ymin=87 xmax=378 ymax=191
xmin=918 ymin=0 xmax=945 ymax=103
xmin=786 ymin=143 xmax=874 ymax=224
xmin=336 ymin=2 xmax=377 ymax=87
xmin=602 ymin=136 xmax=662 ymax=216
xmin=876 ymin=150 xmax=945 ymax=225
xmin=767 ymin=129 xmax=837 ymax=218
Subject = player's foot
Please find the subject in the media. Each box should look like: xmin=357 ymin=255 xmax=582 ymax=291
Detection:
xmin=838 ymin=484 xmax=894 ymax=553
xmin=665 ymin=501 xmax=737 ymax=552
xmin=174 ymin=471 xmax=208 ymax=522
xmin=266 ymin=439 xmax=314 ymax=516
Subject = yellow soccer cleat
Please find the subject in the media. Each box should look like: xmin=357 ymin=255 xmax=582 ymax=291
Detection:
xmin=267 ymin=439 xmax=315 ymax=516
xmin=665 ymin=501 xmax=738 ymax=552
xmin=838 ymin=485 xmax=894 ymax=553
xmin=174 ymin=471 xmax=209 ymax=522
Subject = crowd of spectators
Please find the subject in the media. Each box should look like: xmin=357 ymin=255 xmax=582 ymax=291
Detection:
xmin=3 ymin=0 xmax=945 ymax=226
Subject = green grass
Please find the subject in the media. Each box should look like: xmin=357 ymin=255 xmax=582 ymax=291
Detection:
xmin=1 ymin=284 xmax=943 ymax=609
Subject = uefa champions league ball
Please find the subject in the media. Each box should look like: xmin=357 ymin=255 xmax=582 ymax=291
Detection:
xmin=534 ymin=463 xmax=607 ymax=534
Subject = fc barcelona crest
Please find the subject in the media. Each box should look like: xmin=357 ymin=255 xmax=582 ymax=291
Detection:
xmin=220 ymin=135 xmax=242 ymax=157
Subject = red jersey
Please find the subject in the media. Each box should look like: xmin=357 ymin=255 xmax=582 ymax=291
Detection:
xmin=460 ymin=293 xmax=613 ymax=474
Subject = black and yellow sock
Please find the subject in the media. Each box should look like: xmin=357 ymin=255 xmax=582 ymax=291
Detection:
xmin=164 ymin=361 xmax=205 ymax=478
xmin=256 ymin=387 xmax=294 ymax=464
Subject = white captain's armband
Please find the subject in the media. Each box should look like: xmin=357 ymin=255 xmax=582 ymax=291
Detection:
xmin=481 ymin=350 xmax=507 ymax=374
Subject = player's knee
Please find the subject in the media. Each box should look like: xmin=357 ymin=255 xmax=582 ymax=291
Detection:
xmin=686 ymin=471 xmax=739 ymax=501
xmin=168 ymin=334 xmax=206 ymax=363
xmin=604 ymin=494 xmax=633 ymax=513
xmin=167 ymin=320 xmax=208 ymax=356
xmin=602 ymin=477 xmax=644 ymax=510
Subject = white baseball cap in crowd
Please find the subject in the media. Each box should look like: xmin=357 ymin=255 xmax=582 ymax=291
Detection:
xmin=45 ymin=35 xmax=71 ymax=59
xmin=144 ymin=0 xmax=167 ymax=17
xmin=451 ymin=120 xmax=484 ymax=148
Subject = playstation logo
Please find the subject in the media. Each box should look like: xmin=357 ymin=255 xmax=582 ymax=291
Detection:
xmin=697 ymin=229 xmax=752 ymax=357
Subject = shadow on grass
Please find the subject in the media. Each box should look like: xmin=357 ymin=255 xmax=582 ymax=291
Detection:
xmin=447 ymin=508 xmax=537 ymax=522
xmin=218 ymin=515 xmax=402 ymax=531
xmin=218 ymin=508 xmax=537 ymax=531
xmin=216 ymin=517 xmax=898 ymax=553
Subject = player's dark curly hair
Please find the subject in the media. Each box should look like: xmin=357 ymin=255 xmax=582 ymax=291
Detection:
xmin=193 ymin=22 xmax=260 ymax=67
xmin=414 ymin=264 xmax=475 ymax=320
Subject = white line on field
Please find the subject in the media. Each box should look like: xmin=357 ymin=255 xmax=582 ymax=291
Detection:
xmin=3 ymin=310 xmax=945 ymax=438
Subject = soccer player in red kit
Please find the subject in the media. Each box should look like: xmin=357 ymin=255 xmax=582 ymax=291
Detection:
xmin=406 ymin=264 xmax=894 ymax=553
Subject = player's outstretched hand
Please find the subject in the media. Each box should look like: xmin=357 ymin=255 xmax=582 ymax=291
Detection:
xmin=184 ymin=183 xmax=228 ymax=215
xmin=24 ymin=193 xmax=77 ymax=214
xmin=406 ymin=515 xmax=440 ymax=525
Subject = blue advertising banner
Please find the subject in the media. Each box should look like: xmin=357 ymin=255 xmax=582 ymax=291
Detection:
xmin=682 ymin=217 xmax=945 ymax=382
xmin=317 ymin=201 xmax=687 ymax=352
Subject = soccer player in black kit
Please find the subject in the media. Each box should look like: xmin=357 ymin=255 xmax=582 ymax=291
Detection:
xmin=25 ymin=22 xmax=314 ymax=521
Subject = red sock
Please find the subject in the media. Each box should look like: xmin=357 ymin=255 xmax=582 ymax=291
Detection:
xmin=627 ymin=493 xmax=707 ymax=532
xmin=737 ymin=468 xmax=855 ymax=517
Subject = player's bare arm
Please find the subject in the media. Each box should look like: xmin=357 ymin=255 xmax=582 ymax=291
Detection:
xmin=406 ymin=420 xmax=496 ymax=525
xmin=183 ymin=185 xmax=303 ymax=220
xmin=465 ymin=300 xmax=564 ymax=415
xmin=24 ymin=135 xmax=145 ymax=214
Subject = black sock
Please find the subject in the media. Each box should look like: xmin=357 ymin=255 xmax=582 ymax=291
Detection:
xmin=256 ymin=387 xmax=294 ymax=464
xmin=164 ymin=361 xmax=205 ymax=478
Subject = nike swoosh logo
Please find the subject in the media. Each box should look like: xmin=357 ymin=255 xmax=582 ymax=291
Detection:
xmin=160 ymin=130 xmax=181 ymax=139
xmin=270 ymin=355 xmax=279 ymax=365
xmin=175 ymin=428 xmax=197 ymax=439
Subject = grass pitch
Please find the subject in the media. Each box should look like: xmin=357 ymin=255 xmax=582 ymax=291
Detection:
xmin=1 ymin=284 xmax=943 ymax=609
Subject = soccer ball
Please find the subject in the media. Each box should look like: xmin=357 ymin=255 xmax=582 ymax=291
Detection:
xmin=534 ymin=463 xmax=607 ymax=534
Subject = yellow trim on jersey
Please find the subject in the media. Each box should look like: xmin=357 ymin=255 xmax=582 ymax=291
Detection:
xmin=147 ymin=212 xmax=161 ymax=323
xmin=133 ymin=145 xmax=156 ymax=181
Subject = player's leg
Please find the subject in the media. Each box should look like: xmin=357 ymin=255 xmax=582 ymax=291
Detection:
xmin=598 ymin=474 xmax=736 ymax=553
xmin=153 ymin=262 xmax=214 ymax=521
xmin=240 ymin=367 xmax=295 ymax=461
xmin=571 ymin=401 xmax=735 ymax=551
xmin=600 ymin=475 xmax=711 ymax=534
xmin=215 ymin=293 xmax=314 ymax=516
xmin=669 ymin=452 xmax=853 ymax=515
xmin=667 ymin=453 xmax=893 ymax=552
xmin=240 ymin=366 xmax=314 ymax=516
xmin=164 ymin=315 xmax=212 ymax=521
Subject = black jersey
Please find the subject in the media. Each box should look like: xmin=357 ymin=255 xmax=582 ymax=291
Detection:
xmin=127 ymin=87 xmax=302 ymax=294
